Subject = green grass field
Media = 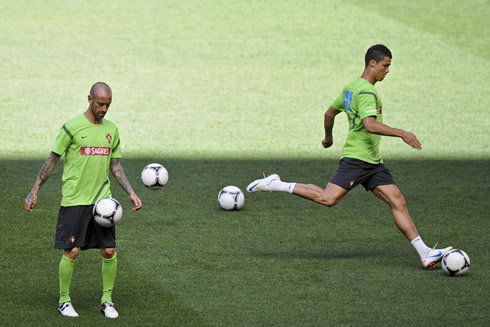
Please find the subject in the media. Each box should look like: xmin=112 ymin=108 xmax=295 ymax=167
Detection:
xmin=1 ymin=0 xmax=489 ymax=326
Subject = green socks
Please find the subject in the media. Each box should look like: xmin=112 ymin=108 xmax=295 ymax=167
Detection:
xmin=58 ymin=252 xmax=118 ymax=305
xmin=59 ymin=255 xmax=75 ymax=305
xmin=101 ymin=253 xmax=118 ymax=304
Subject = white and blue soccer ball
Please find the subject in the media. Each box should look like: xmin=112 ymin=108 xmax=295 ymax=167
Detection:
xmin=218 ymin=186 xmax=245 ymax=211
xmin=93 ymin=197 xmax=123 ymax=227
xmin=442 ymin=249 xmax=470 ymax=276
xmin=141 ymin=163 xmax=168 ymax=190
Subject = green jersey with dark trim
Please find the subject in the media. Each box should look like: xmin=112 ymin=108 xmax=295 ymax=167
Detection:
xmin=52 ymin=114 xmax=121 ymax=206
xmin=332 ymin=77 xmax=383 ymax=164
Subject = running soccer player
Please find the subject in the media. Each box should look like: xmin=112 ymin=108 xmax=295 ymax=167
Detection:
xmin=25 ymin=82 xmax=142 ymax=318
xmin=247 ymin=44 xmax=452 ymax=269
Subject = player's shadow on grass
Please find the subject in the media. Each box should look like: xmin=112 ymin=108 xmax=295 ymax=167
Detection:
xmin=1 ymin=157 xmax=488 ymax=321
xmin=4 ymin=156 xmax=489 ymax=253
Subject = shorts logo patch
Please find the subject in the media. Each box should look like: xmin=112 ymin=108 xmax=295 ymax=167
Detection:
xmin=349 ymin=180 xmax=355 ymax=188
xmin=70 ymin=236 xmax=76 ymax=244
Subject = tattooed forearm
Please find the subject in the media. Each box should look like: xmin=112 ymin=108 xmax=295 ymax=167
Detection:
xmin=32 ymin=152 xmax=60 ymax=190
xmin=110 ymin=158 xmax=134 ymax=195
xmin=37 ymin=153 xmax=60 ymax=186
xmin=26 ymin=152 xmax=60 ymax=211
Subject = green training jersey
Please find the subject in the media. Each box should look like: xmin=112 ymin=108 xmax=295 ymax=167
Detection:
xmin=52 ymin=114 xmax=121 ymax=206
xmin=331 ymin=77 xmax=383 ymax=164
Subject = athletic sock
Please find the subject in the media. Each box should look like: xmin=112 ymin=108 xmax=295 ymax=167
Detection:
xmin=59 ymin=255 xmax=76 ymax=305
xmin=101 ymin=253 xmax=117 ymax=304
xmin=269 ymin=180 xmax=296 ymax=193
xmin=410 ymin=236 xmax=431 ymax=258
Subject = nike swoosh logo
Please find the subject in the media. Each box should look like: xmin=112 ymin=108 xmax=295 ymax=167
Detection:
xmin=81 ymin=136 xmax=88 ymax=139
xmin=427 ymin=251 xmax=442 ymax=258
xmin=248 ymin=183 xmax=258 ymax=191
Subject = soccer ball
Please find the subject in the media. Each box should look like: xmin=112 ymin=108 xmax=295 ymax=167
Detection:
xmin=93 ymin=197 xmax=123 ymax=227
xmin=442 ymin=249 xmax=470 ymax=276
xmin=218 ymin=186 xmax=245 ymax=211
xmin=141 ymin=163 xmax=168 ymax=190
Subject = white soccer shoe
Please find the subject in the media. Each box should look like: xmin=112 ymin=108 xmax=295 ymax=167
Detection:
xmin=247 ymin=174 xmax=281 ymax=192
xmin=422 ymin=246 xmax=453 ymax=269
xmin=58 ymin=301 xmax=79 ymax=317
xmin=101 ymin=301 xmax=119 ymax=318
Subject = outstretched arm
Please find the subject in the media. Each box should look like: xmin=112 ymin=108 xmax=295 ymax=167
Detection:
xmin=322 ymin=106 xmax=342 ymax=148
xmin=362 ymin=116 xmax=422 ymax=150
xmin=25 ymin=152 xmax=61 ymax=212
xmin=110 ymin=158 xmax=142 ymax=211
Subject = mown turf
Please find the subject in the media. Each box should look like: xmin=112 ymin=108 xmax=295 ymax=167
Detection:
xmin=0 ymin=0 xmax=489 ymax=326
xmin=1 ymin=158 xmax=489 ymax=326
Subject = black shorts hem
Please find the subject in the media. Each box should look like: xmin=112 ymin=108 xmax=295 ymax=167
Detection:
xmin=54 ymin=243 xmax=117 ymax=250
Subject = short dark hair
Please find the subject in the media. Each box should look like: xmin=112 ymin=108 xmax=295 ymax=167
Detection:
xmin=365 ymin=44 xmax=392 ymax=67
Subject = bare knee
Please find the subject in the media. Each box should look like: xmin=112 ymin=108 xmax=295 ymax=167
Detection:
xmin=373 ymin=185 xmax=408 ymax=211
xmin=392 ymin=193 xmax=407 ymax=211
xmin=64 ymin=247 xmax=80 ymax=260
xmin=101 ymin=248 xmax=116 ymax=259
xmin=318 ymin=193 xmax=340 ymax=207
xmin=294 ymin=183 xmax=346 ymax=207
xmin=323 ymin=198 xmax=340 ymax=207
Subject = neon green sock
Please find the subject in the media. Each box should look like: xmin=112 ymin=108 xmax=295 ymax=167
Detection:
xmin=59 ymin=255 xmax=76 ymax=305
xmin=101 ymin=253 xmax=117 ymax=304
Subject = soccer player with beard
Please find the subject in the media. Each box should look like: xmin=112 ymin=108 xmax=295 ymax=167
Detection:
xmin=25 ymin=82 xmax=142 ymax=318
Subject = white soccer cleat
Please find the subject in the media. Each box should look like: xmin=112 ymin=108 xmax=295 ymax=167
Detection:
xmin=101 ymin=301 xmax=119 ymax=318
xmin=58 ymin=302 xmax=79 ymax=317
xmin=247 ymin=174 xmax=281 ymax=192
xmin=422 ymin=246 xmax=453 ymax=269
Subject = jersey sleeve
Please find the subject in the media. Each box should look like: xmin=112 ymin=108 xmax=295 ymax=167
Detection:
xmin=331 ymin=91 xmax=345 ymax=111
xmin=357 ymin=92 xmax=378 ymax=119
xmin=111 ymin=127 xmax=122 ymax=159
xmin=52 ymin=125 xmax=72 ymax=156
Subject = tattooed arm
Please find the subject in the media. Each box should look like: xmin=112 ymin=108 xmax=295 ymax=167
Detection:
xmin=25 ymin=152 xmax=61 ymax=212
xmin=110 ymin=158 xmax=142 ymax=211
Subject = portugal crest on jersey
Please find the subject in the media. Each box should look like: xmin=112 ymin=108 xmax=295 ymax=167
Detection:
xmin=106 ymin=133 xmax=112 ymax=144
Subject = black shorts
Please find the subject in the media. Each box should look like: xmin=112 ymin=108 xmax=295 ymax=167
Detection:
xmin=329 ymin=157 xmax=395 ymax=191
xmin=55 ymin=205 xmax=116 ymax=250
